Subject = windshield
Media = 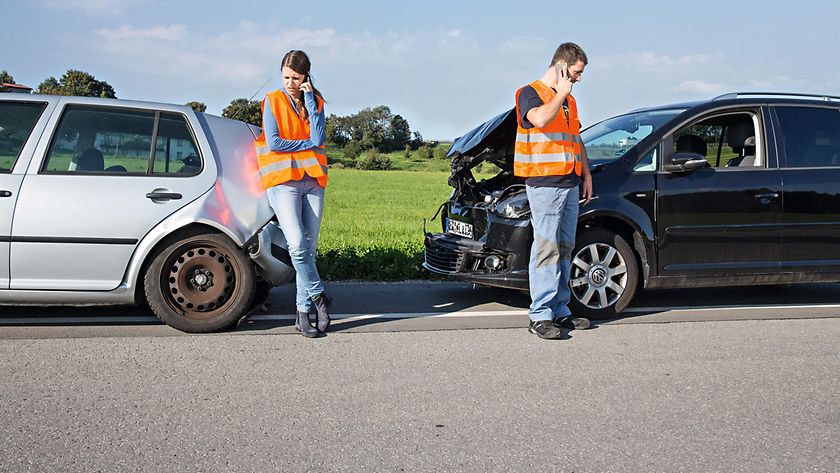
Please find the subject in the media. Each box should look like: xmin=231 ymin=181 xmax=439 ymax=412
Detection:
xmin=582 ymin=108 xmax=685 ymax=163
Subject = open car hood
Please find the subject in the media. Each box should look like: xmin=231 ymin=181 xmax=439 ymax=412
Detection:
xmin=447 ymin=109 xmax=517 ymax=174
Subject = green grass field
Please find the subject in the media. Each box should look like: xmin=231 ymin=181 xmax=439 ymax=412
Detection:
xmin=317 ymin=168 xmax=452 ymax=280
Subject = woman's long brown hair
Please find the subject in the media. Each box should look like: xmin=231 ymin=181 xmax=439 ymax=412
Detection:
xmin=282 ymin=50 xmax=324 ymax=120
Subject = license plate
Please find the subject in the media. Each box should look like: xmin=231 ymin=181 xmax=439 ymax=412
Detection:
xmin=447 ymin=219 xmax=473 ymax=238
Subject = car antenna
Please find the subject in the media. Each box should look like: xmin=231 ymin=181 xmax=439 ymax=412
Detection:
xmin=227 ymin=77 xmax=272 ymax=122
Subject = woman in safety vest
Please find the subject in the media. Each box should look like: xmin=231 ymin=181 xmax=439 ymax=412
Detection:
xmin=254 ymin=50 xmax=331 ymax=338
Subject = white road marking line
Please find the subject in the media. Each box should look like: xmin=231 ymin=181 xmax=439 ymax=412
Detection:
xmin=249 ymin=309 xmax=527 ymax=321
xmin=2 ymin=303 xmax=840 ymax=326
xmin=624 ymin=303 xmax=840 ymax=313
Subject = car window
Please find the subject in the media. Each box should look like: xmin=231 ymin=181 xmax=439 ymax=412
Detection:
xmin=43 ymin=106 xmax=156 ymax=174
xmin=0 ymin=101 xmax=47 ymax=172
xmin=152 ymin=112 xmax=201 ymax=176
xmin=582 ymin=108 xmax=684 ymax=164
xmin=633 ymin=148 xmax=657 ymax=172
xmin=672 ymin=112 xmax=760 ymax=168
xmin=775 ymin=107 xmax=840 ymax=168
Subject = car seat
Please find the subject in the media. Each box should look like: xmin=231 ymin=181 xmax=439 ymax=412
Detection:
xmin=676 ymin=134 xmax=707 ymax=156
xmin=738 ymin=136 xmax=757 ymax=166
xmin=724 ymin=122 xmax=756 ymax=167
xmin=74 ymin=148 xmax=104 ymax=172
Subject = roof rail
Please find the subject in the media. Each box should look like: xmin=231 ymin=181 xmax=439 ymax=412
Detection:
xmin=712 ymin=92 xmax=840 ymax=102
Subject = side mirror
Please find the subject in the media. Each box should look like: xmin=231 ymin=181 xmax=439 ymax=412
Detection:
xmin=663 ymin=152 xmax=708 ymax=173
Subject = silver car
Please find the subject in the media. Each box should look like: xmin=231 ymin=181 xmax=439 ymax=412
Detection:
xmin=0 ymin=94 xmax=294 ymax=332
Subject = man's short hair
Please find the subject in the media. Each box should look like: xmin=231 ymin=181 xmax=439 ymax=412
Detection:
xmin=550 ymin=42 xmax=588 ymax=67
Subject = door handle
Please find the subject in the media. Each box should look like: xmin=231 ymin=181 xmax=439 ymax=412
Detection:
xmin=0 ymin=190 xmax=11 ymax=198
xmin=145 ymin=190 xmax=182 ymax=200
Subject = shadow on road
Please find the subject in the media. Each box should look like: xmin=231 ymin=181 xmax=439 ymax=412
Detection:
xmin=2 ymin=282 xmax=839 ymax=333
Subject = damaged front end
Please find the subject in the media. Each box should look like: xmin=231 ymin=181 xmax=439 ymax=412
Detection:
xmin=423 ymin=109 xmax=532 ymax=290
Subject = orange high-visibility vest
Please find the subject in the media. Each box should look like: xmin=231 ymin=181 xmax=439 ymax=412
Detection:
xmin=254 ymin=90 xmax=328 ymax=189
xmin=513 ymin=80 xmax=583 ymax=178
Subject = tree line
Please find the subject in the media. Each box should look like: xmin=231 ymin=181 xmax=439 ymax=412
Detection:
xmin=2 ymin=68 xmax=428 ymax=158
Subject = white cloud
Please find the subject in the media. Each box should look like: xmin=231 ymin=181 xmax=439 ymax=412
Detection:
xmin=95 ymin=24 xmax=186 ymax=41
xmin=599 ymin=51 xmax=724 ymax=69
xmin=675 ymin=80 xmax=728 ymax=94
xmin=83 ymin=22 xmax=508 ymax=138
xmin=35 ymin=0 xmax=137 ymax=15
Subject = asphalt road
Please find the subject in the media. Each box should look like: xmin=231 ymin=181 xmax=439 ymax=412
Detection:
xmin=1 ymin=282 xmax=839 ymax=472
xmin=3 ymin=281 xmax=840 ymax=338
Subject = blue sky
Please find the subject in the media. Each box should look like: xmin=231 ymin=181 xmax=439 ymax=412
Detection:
xmin=3 ymin=0 xmax=838 ymax=139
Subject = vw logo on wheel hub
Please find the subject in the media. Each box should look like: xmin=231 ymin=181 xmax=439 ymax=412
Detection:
xmin=589 ymin=266 xmax=607 ymax=287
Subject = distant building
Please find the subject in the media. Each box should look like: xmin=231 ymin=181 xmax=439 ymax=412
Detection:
xmin=0 ymin=83 xmax=33 ymax=94
xmin=618 ymin=136 xmax=639 ymax=147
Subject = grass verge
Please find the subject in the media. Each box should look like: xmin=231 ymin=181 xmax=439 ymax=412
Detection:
xmin=318 ymin=168 xmax=452 ymax=280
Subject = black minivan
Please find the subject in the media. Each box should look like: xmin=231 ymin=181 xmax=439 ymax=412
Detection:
xmin=424 ymin=92 xmax=840 ymax=319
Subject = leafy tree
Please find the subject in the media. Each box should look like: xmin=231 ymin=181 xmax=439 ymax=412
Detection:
xmin=37 ymin=69 xmax=116 ymax=98
xmin=410 ymin=131 xmax=424 ymax=150
xmin=416 ymin=144 xmax=433 ymax=160
xmin=351 ymin=105 xmax=391 ymax=149
xmin=387 ymin=114 xmax=411 ymax=151
xmin=356 ymin=150 xmax=393 ymax=170
xmin=342 ymin=140 xmax=364 ymax=159
xmin=185 ymin=101 xmax=207 ymax=113
xmin=325 ymin=114 xmax=350 ymax=147
xmin=222 ymin=98 xmax=262 ymax=127
xmin=0 ymin=70 xmax=14 ymax=84
xmin=326 ymin=105 xmax=414 ymax=153
xmin=434 ymin=144 xmax=449 ymax=159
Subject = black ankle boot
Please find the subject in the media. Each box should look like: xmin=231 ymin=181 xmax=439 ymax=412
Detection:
xmin=295 ymin=311 xmax=319 ymax=338
xmin=311 ymin=292 xmax=332 ymax=332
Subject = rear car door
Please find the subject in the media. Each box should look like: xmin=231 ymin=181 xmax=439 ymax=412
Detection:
xmin=0 ymin=99 xmax=51 ymax=289
xmin=656 ymin=107 xmax=784 ymax=276
xmin=10 ymin=100 xmax=214 ymax=290
xmin=772 ymin=105 xmax=840 ymax=272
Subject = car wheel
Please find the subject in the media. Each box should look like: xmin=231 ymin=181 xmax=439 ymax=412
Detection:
xmin=568 ymin=229 xmax=639 ymax=320
xmin=144 ymin=232 xmax=256 ymax=333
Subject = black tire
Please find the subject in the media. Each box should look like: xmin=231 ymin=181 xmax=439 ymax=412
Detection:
xmin=568 ymin=229 xmax=639 ymax=320
xmin=144 ymin=232 xmax=256 ymax=333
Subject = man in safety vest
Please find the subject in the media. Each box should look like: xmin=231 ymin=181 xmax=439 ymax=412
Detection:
xmin=514 ymin=42 xmax=593 ymax=339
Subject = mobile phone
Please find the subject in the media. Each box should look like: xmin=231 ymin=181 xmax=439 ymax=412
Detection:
xmin=555 ymin=61 xmax=568 ymax=80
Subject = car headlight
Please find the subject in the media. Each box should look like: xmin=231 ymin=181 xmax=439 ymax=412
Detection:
xmin=492 ymin=192 xmax=530 ymax=218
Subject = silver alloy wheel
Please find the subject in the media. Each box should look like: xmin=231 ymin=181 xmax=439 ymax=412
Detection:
xmin=569 ymin=242 xmax=628 ymax=309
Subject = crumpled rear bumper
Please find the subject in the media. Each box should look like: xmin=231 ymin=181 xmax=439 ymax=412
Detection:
xmin=248 ymin=222 xmax=295 ymax=285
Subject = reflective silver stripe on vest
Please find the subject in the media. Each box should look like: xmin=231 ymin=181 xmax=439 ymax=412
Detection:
xmin=571 ymin=135 xmax=582 ymax=144
xmin=259 ymin=157 xmax=328 ymax=175
xmin=256 ymin=145 xmax=326 ymax=156
xmin=515 ymin=131 xmax=573 ymax=143
xmin=514 ymin=152 xmax=581 ymax=164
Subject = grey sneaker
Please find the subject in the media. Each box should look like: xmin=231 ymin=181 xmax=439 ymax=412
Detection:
xmin=528 ymin=320 xmax=563 ymax=339
xmin=554 ymin=316 xmax=591 ymax=330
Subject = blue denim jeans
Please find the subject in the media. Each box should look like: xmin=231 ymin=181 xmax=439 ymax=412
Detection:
xmin=525 ymin=184 xmax=580 ymax=322
xmin=265 ymin=176 xmax=325 ymax=313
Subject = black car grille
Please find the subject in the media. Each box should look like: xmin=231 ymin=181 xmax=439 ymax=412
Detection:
xmin=424 ymin=238 xmax=466 ymax=274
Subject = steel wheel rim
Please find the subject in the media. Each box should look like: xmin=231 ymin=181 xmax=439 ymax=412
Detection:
xmin=569 ymin=242 xmax=628 ymax=310
xmin=162 ymin=242 xmax=239 ymax=319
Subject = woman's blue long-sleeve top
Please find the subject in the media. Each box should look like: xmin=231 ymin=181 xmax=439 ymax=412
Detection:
xmin=263 ymin=90 xmax=326 ymax=152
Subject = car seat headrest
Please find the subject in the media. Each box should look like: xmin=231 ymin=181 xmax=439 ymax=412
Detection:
xmin=75 ymin=148 xmax=104 ymax=171
xmin=676 ymin=134 xmax=707 ymax=156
